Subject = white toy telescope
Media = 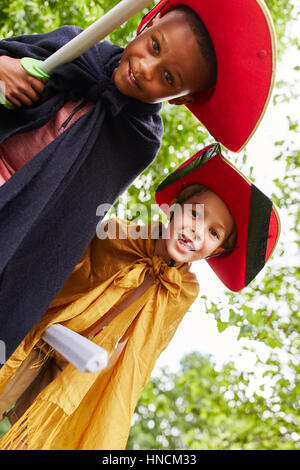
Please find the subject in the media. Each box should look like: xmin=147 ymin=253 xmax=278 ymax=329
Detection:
xmin=1 ymin=0 xmax=152 ymax=109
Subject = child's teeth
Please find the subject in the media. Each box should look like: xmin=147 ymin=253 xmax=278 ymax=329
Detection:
xmin=187 ymin=241 xmax=195 ymax=251
xmin=179 ymin=234 xmax=195 ymax=251
xmin=130 ymin=70 xmax=136 ymax=83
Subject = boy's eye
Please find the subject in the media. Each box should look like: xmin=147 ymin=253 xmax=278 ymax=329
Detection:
xmin=152 ymin=38 xmax=160 ymax=54
xmin=210 ymin=228 xmax=219 ymax=239
xmin=164 ymin=71 xmax=174 ymax=86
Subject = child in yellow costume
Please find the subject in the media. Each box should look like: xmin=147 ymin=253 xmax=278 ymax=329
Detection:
xmin=0 ymin=143 xmax=280 ymax=450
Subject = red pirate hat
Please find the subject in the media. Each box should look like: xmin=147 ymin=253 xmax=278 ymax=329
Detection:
xmin=155 ymin=143 xmax=280 ymax=291
xmin=137 ymin=0 xmax=276 ymax=153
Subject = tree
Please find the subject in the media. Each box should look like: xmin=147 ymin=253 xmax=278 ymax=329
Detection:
xmin=127 ymin=351 xmax=299 ymax=450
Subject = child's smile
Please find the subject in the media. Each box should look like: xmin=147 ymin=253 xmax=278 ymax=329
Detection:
xmin=124 ymin=60 xmax=139 ymax=89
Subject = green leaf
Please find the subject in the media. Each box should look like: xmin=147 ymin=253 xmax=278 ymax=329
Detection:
xmin=217 ymin=321 xmax=229 ymax=333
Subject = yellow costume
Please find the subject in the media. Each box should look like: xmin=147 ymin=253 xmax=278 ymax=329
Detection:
xmin=0 ymin=219 xmax=199 ymax=450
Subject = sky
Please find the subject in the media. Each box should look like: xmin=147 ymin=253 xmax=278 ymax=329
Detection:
xmin=153 ymin=9 xmax=300 ymax=375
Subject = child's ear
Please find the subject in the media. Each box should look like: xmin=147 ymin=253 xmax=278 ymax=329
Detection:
xmin=168 ymin=93 xmax=196 ymax=106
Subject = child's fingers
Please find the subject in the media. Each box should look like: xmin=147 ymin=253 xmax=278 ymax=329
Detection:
xmin=9 ymin=86 xmax=41 ymax=107
xmin=29 ymin=76 xmax=46 ymax=95
xmin=24 ymin=83 xmax=43 ymax=103
xmin=17 ymin=74 xmax=45 ymax=101
xmin=6 ymin=94 xmax=24 ymax=108
xmin=10 ymin=79 xmax=44 ymax=107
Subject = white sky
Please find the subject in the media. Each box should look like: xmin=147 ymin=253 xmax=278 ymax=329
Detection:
xmin=153 ymin=9 xmax=300 ymax=375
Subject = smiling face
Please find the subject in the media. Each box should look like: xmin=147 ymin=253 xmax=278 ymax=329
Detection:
xmin=112 ymin=9 xmax=214 ymax=104
xmin=157 ymin=189 xmax=235 ymax=264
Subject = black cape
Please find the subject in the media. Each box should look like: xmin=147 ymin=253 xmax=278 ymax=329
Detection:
xmin=0 ymin=26 xmax=163 ymax=360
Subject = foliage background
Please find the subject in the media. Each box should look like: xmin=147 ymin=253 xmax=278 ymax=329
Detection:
xmin=0 ymin=0 xmax=299 ymax=449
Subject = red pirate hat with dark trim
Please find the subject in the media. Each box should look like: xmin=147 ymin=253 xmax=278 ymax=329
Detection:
xmin=137 ymin=0 xmax=276 ymax=153
xmin=155 ymin=143 xmax=280 ymax=291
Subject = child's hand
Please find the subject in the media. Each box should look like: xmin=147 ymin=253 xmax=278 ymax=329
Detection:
xmin=0 ymin=55 xmax=45 ymax=108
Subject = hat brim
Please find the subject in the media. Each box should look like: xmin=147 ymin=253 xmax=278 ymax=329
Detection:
xmin=155 ymin=143 xmax=280 ymax=291
xmin=137 ymin=0 xmax=277 ymax=153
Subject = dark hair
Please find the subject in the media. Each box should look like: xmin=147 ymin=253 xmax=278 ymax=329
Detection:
xmin=175 ymin=6 xmax=217 ymax=87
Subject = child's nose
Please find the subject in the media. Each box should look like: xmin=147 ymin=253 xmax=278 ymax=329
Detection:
xmin=139 ymin=57 xmax=156 ymax=81
xmin=191 ymin=222 xmax=204 ymax=241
